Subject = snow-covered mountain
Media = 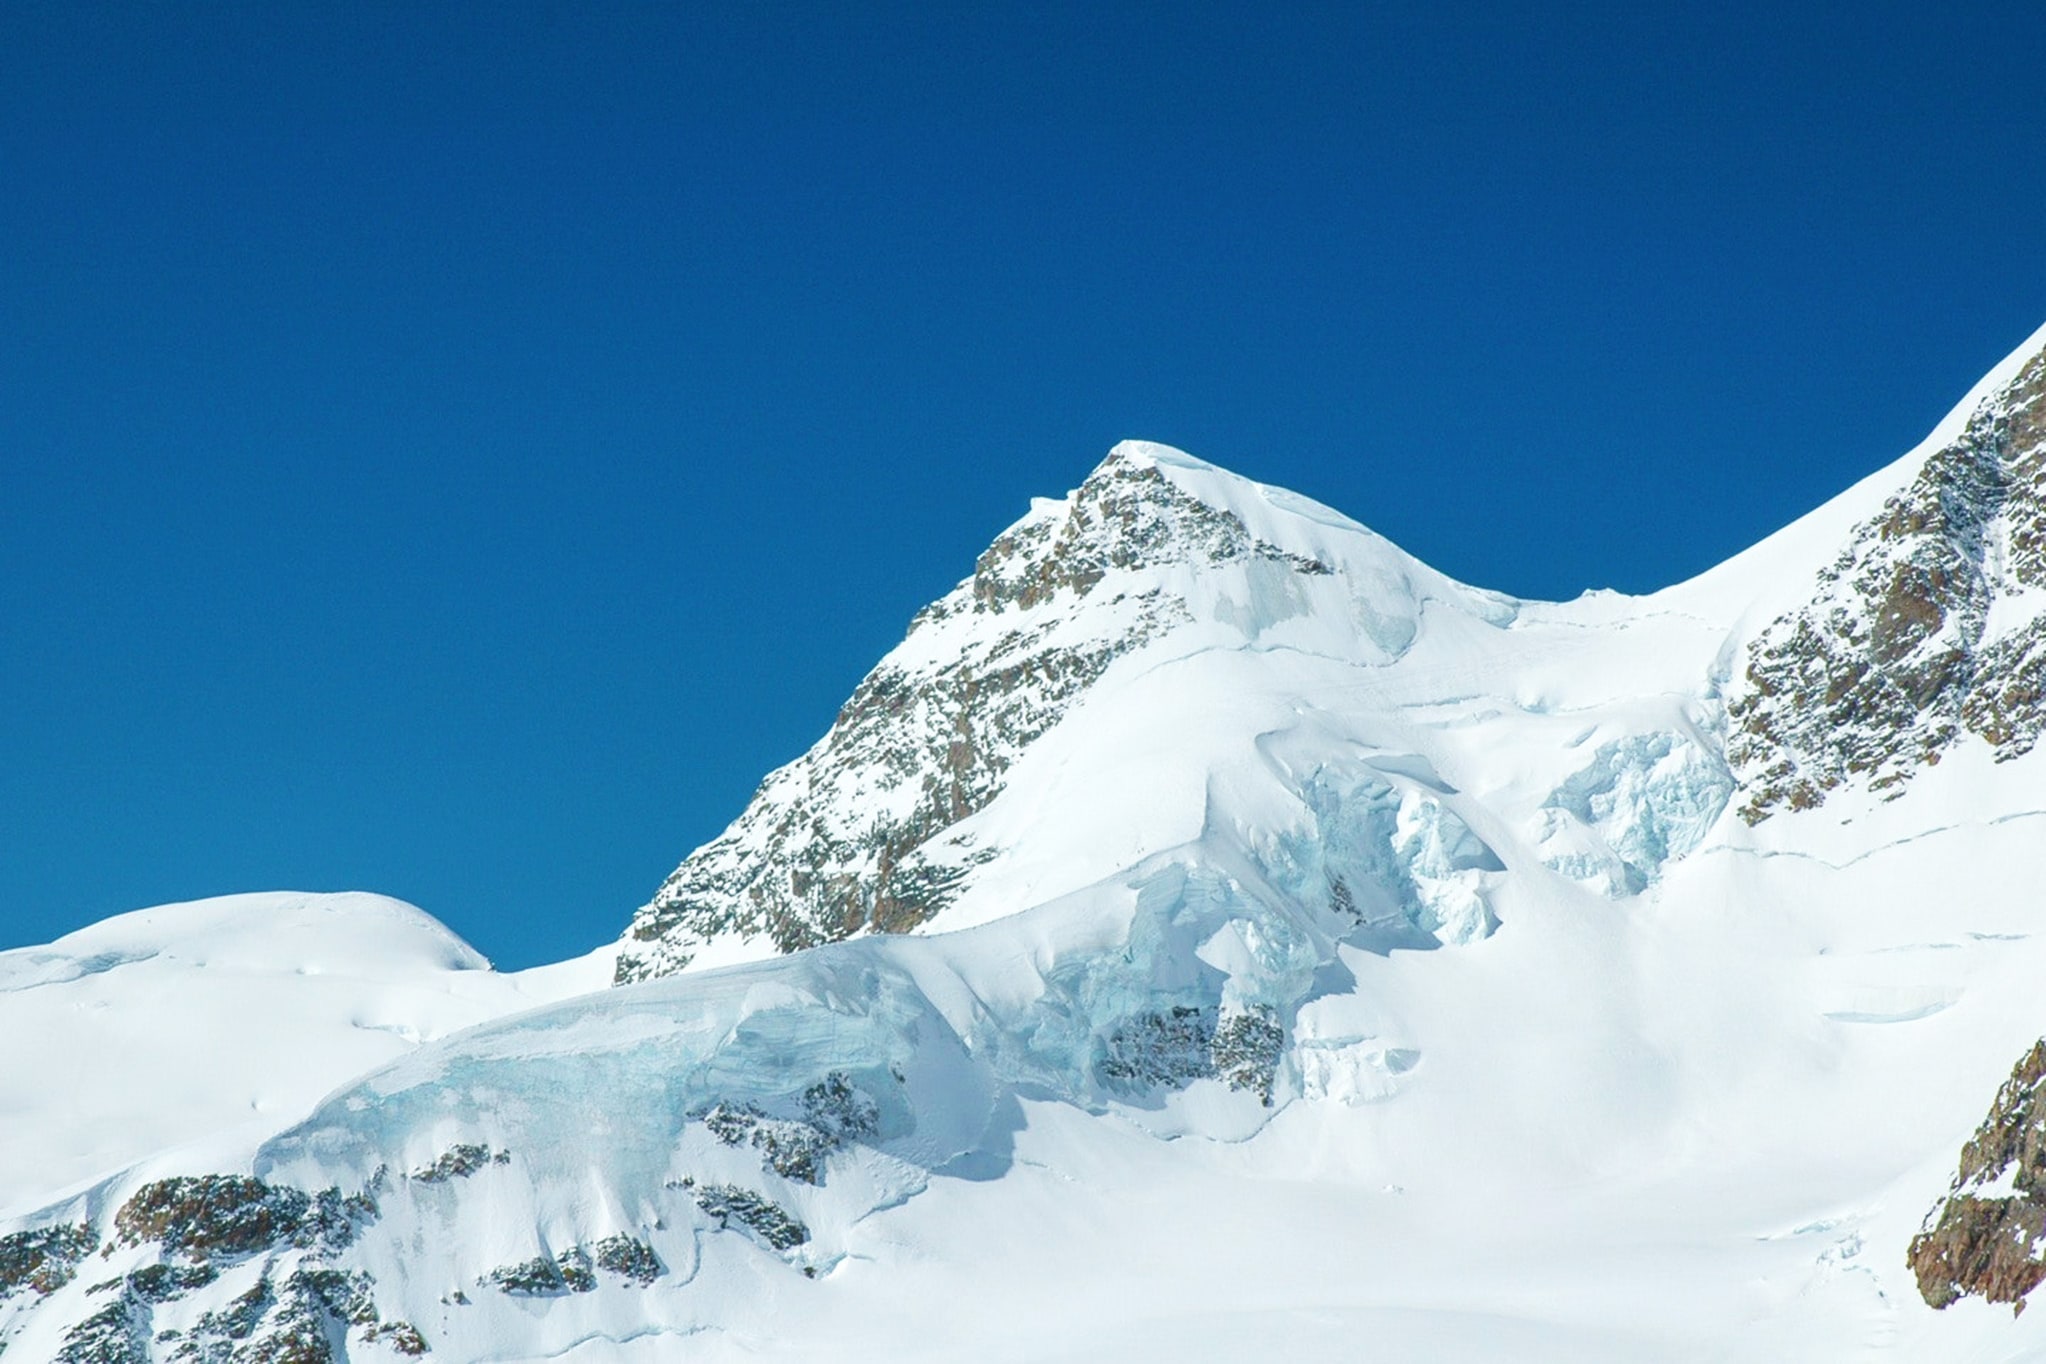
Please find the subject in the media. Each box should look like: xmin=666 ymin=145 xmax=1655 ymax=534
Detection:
xmin=6 ymin=321 xmax=2046 ymax=1362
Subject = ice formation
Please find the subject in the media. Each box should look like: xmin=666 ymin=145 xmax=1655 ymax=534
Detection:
xmin=9 ymin=321 xmax=2046 ymax=1360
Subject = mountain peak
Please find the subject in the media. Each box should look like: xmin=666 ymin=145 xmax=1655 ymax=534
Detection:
xmin=613 ymin=444 xmax=1510 ymax=983
xmin=26 ymin=333 xmax=2046 ymax=1358
xmin=960 ymin=441 xmax=1344 ymax=621
xmin=1094 ymin=437 xmax=1220 ymax=474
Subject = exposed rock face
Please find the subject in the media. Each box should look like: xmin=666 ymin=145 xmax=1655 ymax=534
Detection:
xmin=11 ymin=1153 xmax=688 ymax=1359
xmin=1910 ymin=1039 xmax=2046 ymax=1314
xmin=54 ymin=1293 xmax=148 ymax=1364
xmin=406 ymin=1145 xmax=508 ymax=1184
xmin=682 ymin=1183 xmax=809 ymax=1252
xmin=613 ymin=446 xmax=1341 ymax=983
xmin=112 ymin=1176 xmax=369 ymax=1262
xmin=588 ymin=1236 xmax=662 ymax=1288
xmin=701 ymin=1071 xmax=881 ymax=1185
xmin=1095 ymin=1003 xmax=1285 ymax=1106
xmin=484 ymin=1251 xmax=595 ymax=1297
xmin=0 ymin=1223 xmax=96 ymax=1298
xmin=1729 ymin=347 xmax=2046 ymax=821
xmin=13 ymin=1173 xmax=426 ymax=1363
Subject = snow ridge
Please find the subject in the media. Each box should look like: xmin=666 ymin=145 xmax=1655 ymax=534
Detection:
xmin=614 ymin=441 xmax=1512 ymax=982
xmin=14 ymin=324 xmax=2046 ymax=1360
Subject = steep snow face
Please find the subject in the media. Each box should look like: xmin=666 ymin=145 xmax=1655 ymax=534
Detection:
xmin=614 ymin=441 xmax=1518 ymax=982
xmin=0 ymin=893 xmax=611 ymax=1216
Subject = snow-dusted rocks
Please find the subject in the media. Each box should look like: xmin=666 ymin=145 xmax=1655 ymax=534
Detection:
xmin=614 ymin=441 xmax=1515 ymax=982
xmin=1729 ymin=337 xmax=2046 ymax=820
xmin=12 ymin=322 xmax=2046 ymax=1360
xmin=1910 ymin=1039 xmax=2046 ymax=1314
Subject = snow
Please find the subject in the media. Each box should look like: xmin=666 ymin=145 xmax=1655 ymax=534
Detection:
xmin=0 ymin=892 xmax=612 ymax=1216
xmin=10 ymin=324 xmax=2046 ymax=1360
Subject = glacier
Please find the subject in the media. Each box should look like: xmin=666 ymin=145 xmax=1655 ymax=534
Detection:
xmin=5 ymin=321 xmax=2046 ymax=1360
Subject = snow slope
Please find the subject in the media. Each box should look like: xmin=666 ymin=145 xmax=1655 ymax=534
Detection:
xmin=0 ymin=892 xmax=612 ymax=1215
xmin=5 ymin=321 xmax=2046 ymax=1362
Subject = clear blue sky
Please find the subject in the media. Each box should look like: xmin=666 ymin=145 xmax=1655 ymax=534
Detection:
xmin=4 ymin=3 xmax=2043 ymax=967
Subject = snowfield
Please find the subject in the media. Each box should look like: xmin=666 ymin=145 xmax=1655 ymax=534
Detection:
xmin=0 ymin=893 xmax=612 ymax=1212
xmin=5 ymin=321 xmax=2046 ymax=1361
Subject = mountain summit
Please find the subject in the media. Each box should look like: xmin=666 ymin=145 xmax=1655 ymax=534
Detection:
xmin=619 ymin=321 xmax=2046 ymax=986
xmin=615 ymin=440 xmax=1515 ymax=982
xmin=8 ymin=324 xmax=2046 ymax=1361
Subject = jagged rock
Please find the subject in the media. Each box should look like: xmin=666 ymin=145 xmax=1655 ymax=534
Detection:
xmin=483 ymin=1238 xmax=660 ymax=1298
xmin=406 ymin=1145 xmax=508 ymax=1184
xmin=703 ymin=1103 xmax=837 ymax=1184
xmin=126 ymin=1263 xmax=218 ymax=1304
xmin=52 ymin=1249 xmax=395 ymax=1363
xmin=1097 ymin=1004 xmax=1286 ymax=1103
xmin=556 ymin=1250 xmax=595 ymax=1295
xmin=188 ymin=1276 xmax=275 ymax=1346
xmin=590 ymin=1236 xmax=662 ymax=1287
xmin=287 ymin=1269 xmax=379 ymax=1329
xmin=1212 ymin=1007 xmax=1285 ymax=1105
xmin=1910 ymin=1040 xmax=2046 ymax=1312
xmin=685 ymin=1182 xmax=809 ymax=1251
xmin=55 ymin=1292 xmax=148 ymax=1364
xmin=113 ymin=1177 xmax=370 ymax=1262
xmin=483 ymin=1256 xmax=570 ymax=1297
xmin=116 ymin=1178 xmax=307 ymax=1261
xmin=1098 ymin=1006 xmax=1216 ymax=1091
xmin=169 ymin=1267 xmax=386 ymax=1363
xmin=1730 ymin=346 xmax=2046 ymax=819
xmin=0 ymin=1222 xmax=96 ymax=1297
xmin=359 ymin=1321 xmax=427 ymax=1356
xmin=614 ymin=446 xmax=1354 ymax=982
xmin=699 ymin=1071 xmax=881 ymax=1185
xmin=799 ymin=1071 xmax=881 ymax=1143
xmin=484 ymin=1249 xmax=594 ymax=1298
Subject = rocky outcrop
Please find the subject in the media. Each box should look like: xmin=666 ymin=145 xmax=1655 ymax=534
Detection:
xmin=406 ymin=1145 xmax=508 ymax=1184
xmin=4 ymin=1171 xmax=424 ymax=1363
xmin=680 ymin=1182 xmax=809 ymax=1252
xmin=701 ymin=1071 xmax=881 ymax=1185
xmin=614 ymin=447 xmax=1339 ymax=982
xmin=1097 ymin=1003 xmax=1285 ymax=1106
xmin=112 ymin=1176 xmax=369 ymax=1261
xmin=492 ymin=1240 xmax=667 ymax=1295
xmin=483 ymin=1251 xmax=594 ymax=1297
xmin=588 ymin=1237 xmax=662 ymax=1288
xmin=1910 ymin=1039 xmax=2046 ymax=1313
xmin=1729 ymin=345 xmax=2046 ymax=820
xmin=55 ymin=1292 xmax=148 ymax=1364
xmin=0 ymin=1223 xmax=96 ymax=1298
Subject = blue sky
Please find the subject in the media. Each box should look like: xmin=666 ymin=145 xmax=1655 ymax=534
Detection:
xmin=4 ymin=3 xmax=2043 ymax=968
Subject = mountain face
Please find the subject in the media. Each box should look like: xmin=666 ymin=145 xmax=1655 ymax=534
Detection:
xmin=1728 ymin=342 xmax=2046 ymax=820
xmin=615 ymin=337 xmax=2044 ymax=986
xmin=613 ymin=442 xmax=1515 ymax=983
xmin=8 ymin=323 xmax=2046 ymax=1363
xmin=1911 ymin=1040 xmax=2046 ymax=1313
